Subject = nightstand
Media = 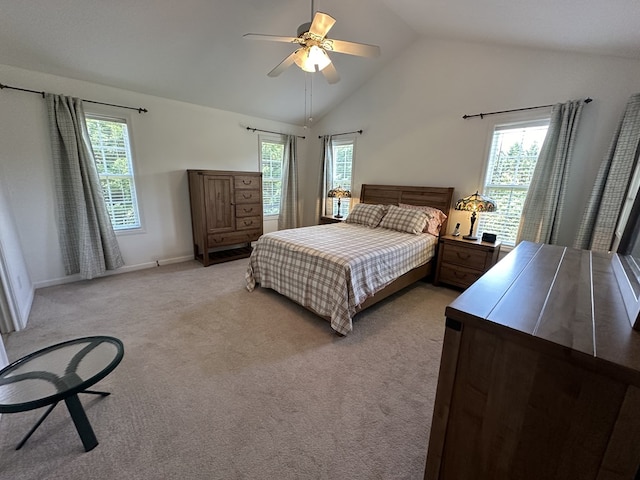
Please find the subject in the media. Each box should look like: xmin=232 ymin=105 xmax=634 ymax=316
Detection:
xmin=433 ymin=234 xmax=502 ymax=289
xmin=319 ymin=215 xmax=345 ymax=225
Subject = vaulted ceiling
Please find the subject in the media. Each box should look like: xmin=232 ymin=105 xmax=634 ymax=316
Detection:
xmin=1 ymin=0 xmax=639 ymax=126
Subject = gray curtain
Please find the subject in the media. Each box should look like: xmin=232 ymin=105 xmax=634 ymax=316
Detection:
xmin=320 ymin=135 xmax=334 ymax=217
xmin=46 ymin=94 xmax=124 ymax=279
xmin=574 ymin=93 xmax=640 ymax=251
xmin=278 ymin=135 xmax=299 ymax=230
xmin=517 ymin=99 xmax=585 ymax=244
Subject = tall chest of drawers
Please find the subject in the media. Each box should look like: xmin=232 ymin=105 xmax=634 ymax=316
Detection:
xmin=187 ymin=170 xmax=263 ymax=266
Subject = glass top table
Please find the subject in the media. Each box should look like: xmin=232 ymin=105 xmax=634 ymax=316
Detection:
xmin=0 ymin=336 xmax=124 ymax=452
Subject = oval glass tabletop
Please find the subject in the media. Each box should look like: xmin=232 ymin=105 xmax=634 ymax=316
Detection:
xmin=0 ymin=336 xmax=124 ymax=413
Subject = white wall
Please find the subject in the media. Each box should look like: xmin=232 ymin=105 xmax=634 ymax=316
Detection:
xmin=0 ymin=64 xmax=305 ymax=287
xmin=305 ymin=38 xmax=640 ymax=246
xmin=0 ymin=164 xmax=33 ymax=332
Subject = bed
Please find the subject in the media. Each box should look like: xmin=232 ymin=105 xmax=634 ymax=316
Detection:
xmin=245 ymin=184 xmax=455 ymax=335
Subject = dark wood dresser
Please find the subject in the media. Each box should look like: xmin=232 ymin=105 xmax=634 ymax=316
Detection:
xmin=188 ymin=170 xmax=262 ymax=266
xmin=425 ymin=241 xmax=640 ymax=480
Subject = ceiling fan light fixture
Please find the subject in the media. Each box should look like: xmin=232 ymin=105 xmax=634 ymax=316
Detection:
xmin=294 ymin=45 xmax=331 ymax=72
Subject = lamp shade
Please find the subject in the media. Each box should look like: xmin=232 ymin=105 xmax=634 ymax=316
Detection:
xmin=294 ymin=46 xmax=331 ymax=73
xmin=327 ymin=186 xmax=351 ymax=199
xmin=454 ymin=191 xmax=496 ymax=213
xmin=454 ymin=191 xmax=496 ymax=240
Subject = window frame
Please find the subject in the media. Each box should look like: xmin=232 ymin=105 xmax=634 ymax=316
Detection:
xmin=84 ymin=111 xmax=143 ymax=235
xmin=477 ymin=113 xmax=551 ymax=248
xmin=259 ymin=134 xmax=286 ymax=218
xmin=329 ymin=136 xmax=356 ymax=216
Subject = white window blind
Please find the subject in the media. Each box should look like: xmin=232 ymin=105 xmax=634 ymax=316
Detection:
xmin=260 ymin=137 xmax=285 ymax=216
xmin=331 ymin=138 xmax=355 ymax=215
xmin=477 ymin=120 xmax=549 ymax=246
xmin=86 ymin=116 xmax=141 ymax=230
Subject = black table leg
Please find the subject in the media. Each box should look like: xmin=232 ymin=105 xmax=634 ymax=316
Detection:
xmin=16 ymin=402 xmax=58 ymax=450
xmin=64 ymin=394 xmax=98 ymax=452
xmin=82 ymin=390 xmax=110 ymax=397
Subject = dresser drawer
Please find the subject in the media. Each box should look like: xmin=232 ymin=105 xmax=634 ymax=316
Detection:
xmin=438 ymin=263 xmax=483 ymax=289
xmin=234 ymin=175 xmax=260 ymax=190
xmin=235 ymin=189 xmax=261 ymax=204
xmin=236 ymin=203 xmax=261 ymax=218
xmin=236 ymin=216 xmax=261 ymax=231
xmin=208 ymin=229 xmax=261 ymax=247
xmin=442 ymin=243 xmax=489 ymax=270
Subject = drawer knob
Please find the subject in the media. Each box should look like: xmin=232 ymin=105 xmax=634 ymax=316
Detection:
xmin=456 ymin=252 xmax=471 ymax=259
xmin=244 ymin=220 xmax=253 ymax=226
xmin=243 ymin=193 xmax=252 ymax=199
xmin=243 ymin=180 xmax=252 ymax=185
xmin=243 ymin=208 xmax=253 ymax=213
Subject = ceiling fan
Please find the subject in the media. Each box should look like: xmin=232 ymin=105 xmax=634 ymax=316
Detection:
xmin=243 ymin=1 xmax=380 ymax=84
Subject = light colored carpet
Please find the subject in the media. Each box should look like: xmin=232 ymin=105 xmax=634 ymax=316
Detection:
xmin=0 ymin=259 xmax=458 ymax=480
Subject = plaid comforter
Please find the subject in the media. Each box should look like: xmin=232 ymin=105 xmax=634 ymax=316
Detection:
xmin=245 ymin=223 xmax=437 ymax=335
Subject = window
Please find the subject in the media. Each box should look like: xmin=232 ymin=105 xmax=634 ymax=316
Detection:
xmin=260 ymin=136 xmax=285 ymax=216
xmin=330 ymin=137 xmax=355 ymax=215
xmin=85 ymin=115 xmax=141 ymax=231
xmin=476 ymin=120 xmax=549 ymax=246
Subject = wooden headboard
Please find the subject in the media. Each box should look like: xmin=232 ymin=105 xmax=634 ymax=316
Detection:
xmin=360 ymin=184 xmax=455 ymax=234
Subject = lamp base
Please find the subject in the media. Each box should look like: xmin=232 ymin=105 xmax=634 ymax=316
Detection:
xmin=462 ymin=235 xmax=478 ymax=241
xmin=334 ymin=214 xmax=343 ymax=219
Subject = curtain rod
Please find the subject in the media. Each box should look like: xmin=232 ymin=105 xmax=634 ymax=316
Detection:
xmin=245 ymin=126 xmax=305 ymax=139
xmin=318 ymin=129 xmax=363 ymax=138
xmin=462 ymin=98 xmax=592 ymax=120
xmin=0 ymin=82 xmax=149 ymax=113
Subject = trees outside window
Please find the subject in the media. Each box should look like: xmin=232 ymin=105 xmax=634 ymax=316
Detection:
xmin=476 ymin=120 xmax=549 ymax=246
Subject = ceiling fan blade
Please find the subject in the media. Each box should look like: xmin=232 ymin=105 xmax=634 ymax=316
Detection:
xmin=321 ymin=61 xmax=340 ymax=84
xmin=326 ymin=39 xmax=381 ymax=58
xmin=309 ymin=12 xmax=336 ymax=38
xmin=267 ymin=51 xmax=299 ymax=77
xmin=243 ymin=33 xmax=299 ymax=44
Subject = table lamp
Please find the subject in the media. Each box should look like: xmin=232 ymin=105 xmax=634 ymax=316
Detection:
xmin=328 ymin=186 xmax=351 ymax=218
xmin=454 ymin=191 xmax=496 ymax=240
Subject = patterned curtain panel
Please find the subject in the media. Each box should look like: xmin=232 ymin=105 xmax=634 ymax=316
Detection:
xmin=574 ymin=93 xmax=640 ymax=251
xmin=320 ymin=135 xmax=334 ymax=217
xmin=278 ymin=135 xmax=299 ymax=230
xmin=518 ymin=99 xmax=585 ymax=245
xmin=46 ymin=94 xmax=124 ymax=279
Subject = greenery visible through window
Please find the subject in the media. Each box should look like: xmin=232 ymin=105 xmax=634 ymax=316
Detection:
xmin=86 ymin=116 xmax=141 ymax=230
xmin=260 ymin=137 xmax=284 ymax=215
xmin=331 ymin=138 xmax=355 ymax=216
xmin=476 ymin=120 xmax=549 ymax=246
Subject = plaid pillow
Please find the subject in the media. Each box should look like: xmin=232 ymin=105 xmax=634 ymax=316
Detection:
xmin=379 ymin=205 xmax=428 ymax=235
xmin=345 ymin=203 xmax=387 ymax=228
xmin=398 ymin=203 xmax=448 ymax=236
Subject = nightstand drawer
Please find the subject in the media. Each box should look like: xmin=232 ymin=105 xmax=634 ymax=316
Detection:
xmin=442 ymin=243 xmax=489 ymax=270
xmin=438 ymin=263 xmax=484 ymax=289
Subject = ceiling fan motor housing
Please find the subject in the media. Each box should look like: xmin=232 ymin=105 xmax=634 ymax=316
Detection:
xmin=297 ymin=22 xmax=312 ymax=37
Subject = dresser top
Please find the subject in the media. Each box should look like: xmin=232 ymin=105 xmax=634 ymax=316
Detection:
xmin=446 ymin=241 xmax=640 ymax=382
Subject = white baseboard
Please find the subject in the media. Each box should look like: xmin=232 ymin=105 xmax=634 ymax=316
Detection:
xmin=33 ymin=255 xmax=195 ymax=289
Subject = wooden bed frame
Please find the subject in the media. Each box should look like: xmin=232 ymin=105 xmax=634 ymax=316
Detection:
xmin=354 ymin=184 xmax=455 ymax=312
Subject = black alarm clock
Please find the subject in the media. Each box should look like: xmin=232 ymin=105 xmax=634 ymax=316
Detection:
xmin=482 ymin=232 xmax=497 ymax=243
